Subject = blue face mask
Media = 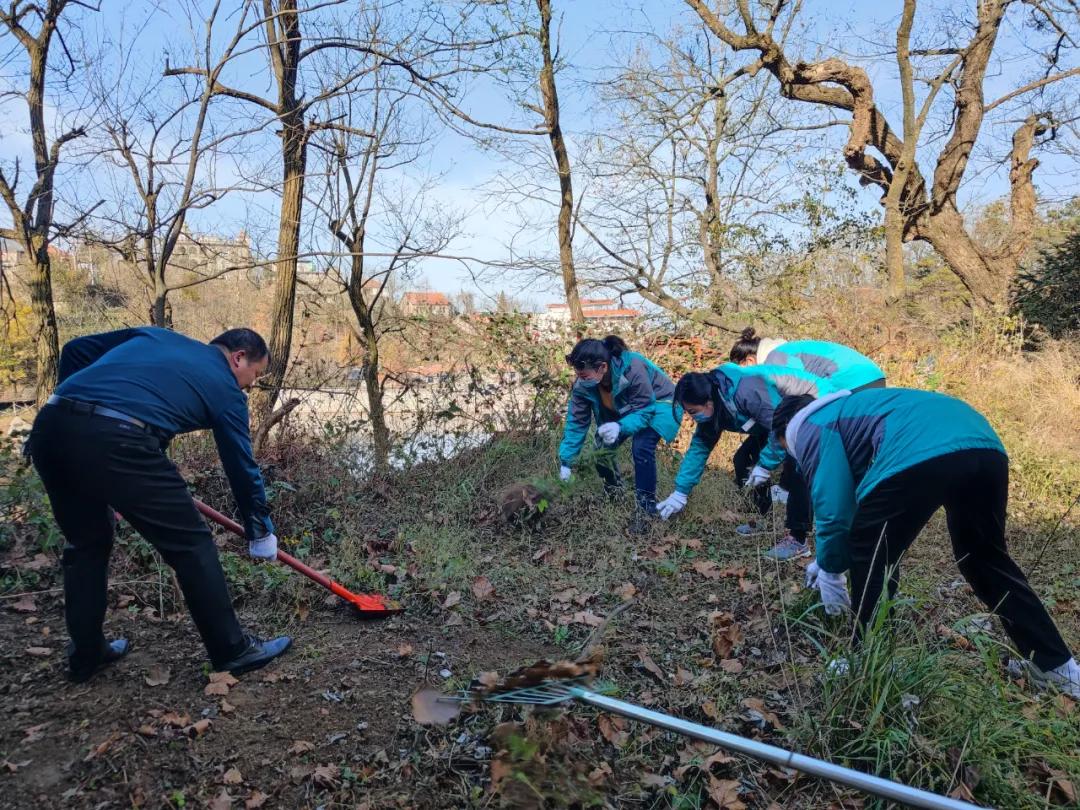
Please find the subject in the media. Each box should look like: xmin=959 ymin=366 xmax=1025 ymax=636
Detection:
xmin=578 ymin=377 xmax=600 ymax=389
xmin=691 ymin=411 xmax=711 ymax=424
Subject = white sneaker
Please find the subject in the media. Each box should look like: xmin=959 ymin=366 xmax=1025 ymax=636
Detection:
xmin=1028 ymin=657 xmax=1080 ymax=699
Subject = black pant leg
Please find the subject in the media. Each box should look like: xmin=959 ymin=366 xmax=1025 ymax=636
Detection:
xmin=29 ymin=408 xmax=116 ymax=669
xmin=848 ymin=465 xmax=943 ymax=632
xmin=102 ymin=431 xmax=247 ymax=666
xmin=733 ymin=430 xmax=771 ymax=514
xmin=944 ymin=450 xmax=1072 ymax=671
xmin=781 ymin=459 xmax=812 ymax=541
xmin=630 ymin=428 xmax=660 ymax=511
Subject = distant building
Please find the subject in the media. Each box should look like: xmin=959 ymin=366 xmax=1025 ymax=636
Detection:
xmin=168 ymin=229 xmax=254 ymax=281
xmin=535 ymin=298 xmax=642 ymax=333
xmin=402 ymin=291 xmax=453 ymax=317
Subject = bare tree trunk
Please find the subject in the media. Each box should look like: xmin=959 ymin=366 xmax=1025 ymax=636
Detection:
xmin=250 ymin=0 xmax=305 ymax=425
xmin=28 ymin=250 xmax=59 ymax=405
xmin=346 ymin=262 xmax=390 ymax=475
xmin=536 ymin=0 xmax=583 ymax=324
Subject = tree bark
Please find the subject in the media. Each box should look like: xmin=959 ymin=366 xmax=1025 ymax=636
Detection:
xmin=535 ymin=0 xmax=583 ymax=324
xmin=346 ymin=257 xmax=390 ymax=475
xmin=250 ymin=0 xmax=305 ymax=426
xmin=28 ymin=250 xmax=59 ymax=406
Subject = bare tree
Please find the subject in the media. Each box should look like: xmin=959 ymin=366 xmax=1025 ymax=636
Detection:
xmin=0 ymin=0 xmax=97 ymax=403
xmin=308 ymin=41 xmax=462 ymax=472
xmin=685 ymin=0 xmax=1080 ymax=308
xmin=576 ymin=16 xmax=829 ymax=331
xmin=81 ymin=3 xmax=264 ymax=327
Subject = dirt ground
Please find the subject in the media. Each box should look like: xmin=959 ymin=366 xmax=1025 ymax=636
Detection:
xmin=0 ymin=593 xmax=556 ymax=809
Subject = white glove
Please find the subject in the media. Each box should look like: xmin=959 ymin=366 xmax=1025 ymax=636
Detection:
xmin=656 ymin=491 xmax=688 ymax=520
xmin=816 ymin=569 xmax=850 ymax=615
xmin=805 ymin=560 xmax=821 ymax=589
xmin=559 ymin=465 xmax=572 ymax=482
xmin=745 ymin=465 xmax=770 ymax=488
xmin=249 ymin=533 xmax=278 ymax=560
xmin=597 ymin=422 xmax=621 ymax=445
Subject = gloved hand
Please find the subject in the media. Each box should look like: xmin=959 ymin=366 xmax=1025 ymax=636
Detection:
xmin=656 ymin=491 xmax=688 ymax=520
xmin=597 ymin=422 xmax=621 ymax=445
xmin=559 ymin=465 xmax=572 ymax=482
xmin=249 ymin=533 xmax=278 ymax=560
xmin=805 ymin=560 xmax=821 ymax=589
xmin=745 ymin=465 xmax=770 ymax=488
xmin=816 ymin=569 xmax=850 ymax=615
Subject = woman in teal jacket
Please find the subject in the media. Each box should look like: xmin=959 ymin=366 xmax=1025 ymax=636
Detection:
xmin=772 ymin=388 xmax=1079 ymax=698
xmin=559 ymin=336 xmax=681 ymax=519
xmin=656 ymin=363 xmax=834 ymax=559
xmin=729 ymin=327 xmax=886 ymax=392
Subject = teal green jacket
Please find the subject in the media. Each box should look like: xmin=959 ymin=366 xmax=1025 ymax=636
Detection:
xmin=672 ymin=363 xmax=835 ymax=494
xmin=785 ymin=388 xmax=1006 ymax=573
xmin=558 ymin=351 xmax=682 ymax=466
xmin=763 ymin=340 xmax=885 ymax=391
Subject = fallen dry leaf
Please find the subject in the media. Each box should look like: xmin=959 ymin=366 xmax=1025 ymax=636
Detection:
xmin=597 ymin=714 xmax=629 ymax=747
xmin=702 ymin=701 xmax=720 ymax=720
xmin=144 ymin=664 xmax=171 ymax=687
xmin=244 ymin=790 xmax=268 ymax=809
xmin=10 ymin=595 xmax=37 ymax=613
xmin=411 ymin=689 xmax=461 ymax=725
xmin=637 ymin=647 xmax=666 ymax=682
xmin=442 ymin=590 xmax=462 ymax=609
xmin=396 ymin=643 xmax=414 ymax=658
xmin=707 ymin=776 xmax=747 ymax=809
xmin=709 ymin=612 xmax=745 ymax=659
xmin=220 ymin=700 xmax=236 ymax=715
xmin=223 ymin=767 xmax=243 ymax=785
xmin=25 ymin=646 xmax=51 ymax=657
xmin=312 ymin=763 xmax=340 ymax=789
xmin=737 ymin=577 xmax=759 ymax=594
xmin=692 ymin=560 xmax=722 ymax=580
xmin=185 ymin=718 xmax=212 ymax=737
xmin=84 ymin=732 xmax=123 ymax=762
xmin=22 ymin=723 xmax=48 ymax=744
xmin=720 ymin=658 xmax=744 ymax=675
xmin=936 ymin=624 xmax=975 ymax=651
xmin=137 ymin=724 xmax=157 ymax=737
xmin=471 ymin=575 xmax=495 ymax=601
xmin=718 ymin=565 xmax=748 ymax=578
xmin=161 ymin=711 xmax=191 ymax=728
xmin=674 ymin=667 xmax=694 ymax=687
xmin=614 ymin=582 xmax=637 ymax=601
xmin=208 ymin=789 xmax=232 ymax=810
xmin=743 ymin=697 xmax=784 ymax=729
xmin=288 ymin=740 xmax=315 ymax=755
xmin=476 ymin=671 xmax=500 ymax=688
xmin=572 ymin=610 xmax=605 ymax=627
xmin=588 ymin=761 xmax=613 ymax=787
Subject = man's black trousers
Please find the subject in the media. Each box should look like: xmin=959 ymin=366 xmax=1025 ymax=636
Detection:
xmin=29 ymin=405 xmax=247 ymax=670
xmin=848 ymin=448 xmax=1071 ymax=671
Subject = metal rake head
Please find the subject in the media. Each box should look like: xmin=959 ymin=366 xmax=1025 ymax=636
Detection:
xmin=447 ymin=678 xmax=589 ymax=706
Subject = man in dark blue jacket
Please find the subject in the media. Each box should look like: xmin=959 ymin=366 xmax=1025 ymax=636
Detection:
xmin=28 ymin=326 xmax=292 ymax=682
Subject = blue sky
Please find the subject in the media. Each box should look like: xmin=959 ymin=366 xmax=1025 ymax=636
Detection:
xmin=2 ymin=0 xmax=1076 ymax=307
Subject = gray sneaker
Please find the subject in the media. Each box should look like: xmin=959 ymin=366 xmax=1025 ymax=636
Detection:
xmin=763 ymin=536 xmax=811 ymax=561
xmin=736 ymin=522 xmax=765 ymax=536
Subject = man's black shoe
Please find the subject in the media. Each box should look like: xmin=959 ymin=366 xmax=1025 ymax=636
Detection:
xmin=68 ymin=638 xmax=131 ymax=684
xmin=216 ymin=634 xmax=292 ymax=676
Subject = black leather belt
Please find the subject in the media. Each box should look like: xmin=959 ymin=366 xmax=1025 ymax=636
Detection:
xmin=46 ymin=395 xmax=165 ymax=439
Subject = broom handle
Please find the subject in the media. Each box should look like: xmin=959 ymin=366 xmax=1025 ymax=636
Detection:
xmin=575 ymin=689 xmax=980 ymax=810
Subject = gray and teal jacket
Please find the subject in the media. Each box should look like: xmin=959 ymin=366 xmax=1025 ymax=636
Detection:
xmin=785 ymin=388 xmax=1005 ymax=574
xmin=558 ymin=351 xmax=682 ymax=466
xmin=672 ymin=363 xmax=836 ymax=495
xmin=762 ymin=340 xmax=885 ymax=392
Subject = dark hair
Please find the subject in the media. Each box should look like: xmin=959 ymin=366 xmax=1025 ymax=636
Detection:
xmin=729 ymin=326 xmax=762 ymax=363
xmin=565 ymin=335 xmax=628 ymax=371
xmin=210 ymin=328 xmax=270 ymax=363
xmin=672 ymin=371 xmax=715 ymax=419
xmin=771 ymin=394 xmax=814 ymax=441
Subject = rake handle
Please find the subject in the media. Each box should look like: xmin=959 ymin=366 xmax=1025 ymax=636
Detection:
xmin=190 ymin=498 xmax=391 ymax=612
xmin=575 ymin=689 xmax=980 ymax=810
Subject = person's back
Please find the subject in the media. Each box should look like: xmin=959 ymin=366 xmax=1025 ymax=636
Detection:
xmin=791 ymin=387 xmax=1004 ymax=503
xmin=764 ymin=339 xmax=885 ymax=392
xmin=56 ymin=326 xmax=242 ymax=436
